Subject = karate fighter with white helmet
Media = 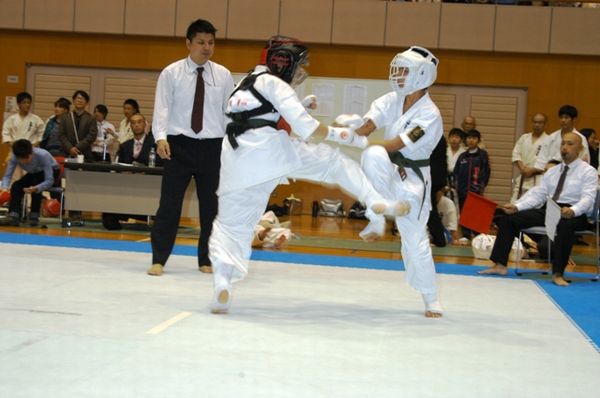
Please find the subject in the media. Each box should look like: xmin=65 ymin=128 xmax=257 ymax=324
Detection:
xmin=337 ymin=46 xmax=444 ymax=317
xmin=208 ymin=36 xmax=410 ymax=314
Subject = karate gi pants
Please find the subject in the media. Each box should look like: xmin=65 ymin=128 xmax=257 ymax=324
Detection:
xmin=209 ymin=140 xmax=391 ymax=281
xmin=361 ymin=145 xmax=438 ymax=295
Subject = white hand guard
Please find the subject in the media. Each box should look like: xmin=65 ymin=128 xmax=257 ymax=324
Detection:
xmin=326 ymin=126 xmax=355 ymax=145
xmin=301 ymin=94 xmax=317 ymax=110
xmin=335 ymin=114 xmax=364 ymax=130
xmin=348 ymin=134 xmax=369 ymax=149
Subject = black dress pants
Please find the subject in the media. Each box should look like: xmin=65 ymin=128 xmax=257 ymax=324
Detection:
xmin=151 ymin=135 xmax=222 ymax=267
xmin=427 ymin=190 xmax=446 ymax=247
xmin=9 ymin=170 xmax=59 ymax=216
xmin=489 ymin=207 xmax=589 ymax=275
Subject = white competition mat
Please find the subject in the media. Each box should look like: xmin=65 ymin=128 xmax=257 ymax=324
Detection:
xmin=0 ymin=243 xmax=598 ymax=398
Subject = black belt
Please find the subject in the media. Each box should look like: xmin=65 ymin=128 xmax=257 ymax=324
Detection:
xmin=388 ymin=152 xmax=430 ymax=218
xmin=225 ymin=118 xmax=277 ymax=149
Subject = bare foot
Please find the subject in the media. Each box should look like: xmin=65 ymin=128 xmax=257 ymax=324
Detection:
xmin=425 ymin=310 xmax=443 ymax=318
xmin=478 ymin=265 xmax=508 ymax=276
xmin=273 ymin=235 xmax=288 ymax=249
xmin=424 ymin=300 xmax=443 ymax=318
xmin=553 ymin=274 xmax=570 ymax=286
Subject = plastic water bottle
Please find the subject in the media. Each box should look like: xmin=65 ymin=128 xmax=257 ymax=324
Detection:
xmin=148 ymin=147 xmax=156 ymax=168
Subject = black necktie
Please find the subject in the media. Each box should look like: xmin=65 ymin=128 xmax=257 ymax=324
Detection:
xmin=191 ymin=67 xmax=205 ymax=133
xmin=552 ymin=165 xmax=569 ymax=202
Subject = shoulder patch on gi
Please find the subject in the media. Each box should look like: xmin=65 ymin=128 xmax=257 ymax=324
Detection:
xmin=407 ymin=126 xmax=425 ymax=143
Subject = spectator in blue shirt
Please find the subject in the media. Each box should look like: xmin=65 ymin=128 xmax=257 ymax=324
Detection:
xmin=0 ymin=139 xmax=59 ymax=226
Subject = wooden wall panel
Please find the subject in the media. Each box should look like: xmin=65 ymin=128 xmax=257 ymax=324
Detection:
xmin=103 ymin=76 xmax=157 ymax=127
xmin=429 ymin=91 xmax=456 ymax=135
xmin=331 ymin=0 xmax=386 ymax=46
xmin=439 ymin=4 xmax=495 ymax=51
xmin=495 ymin=6 xmax=551 ymax=54
xmin=470 ymin=95 xmax=519 ymax=202
xmin=280 ymin=0 xmax=333 ymax=44
xmin=385 ymin=2 xmax=440 ymax=49
xmin=0 ymin=0 xmax=24 ymax=29
xmin=175 ymin=0 xmax=229 ymax=38
xmin=31 ymin=74 xmax=91 ymax=120
xmin=2 ymin=31 xmax=600 ymax=199
xmin=550 ymin=7 xmax=600 ymax=55
xmin=124 ymin=0 xmax=176 ymax=37
xmin=24 ymin=0 xmax=74 ymax=32
xmin=226 ymin=0 xmax=279 ymax=41
xmin=74 ymin=0 xmax=125 ymax=35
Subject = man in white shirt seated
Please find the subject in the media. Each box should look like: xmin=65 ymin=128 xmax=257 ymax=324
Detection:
xmin=479 ymin=132 xmax=597 ymax=286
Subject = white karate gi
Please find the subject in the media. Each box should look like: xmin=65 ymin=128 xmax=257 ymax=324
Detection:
xmin=446 ymin=145 xmax=465 ymax=175
xmin=209 ymin=65 xmax=392 ymax=280
xmin=2 ymin=112 xmax=45 ymax=145
xmin=510 ymin=132 xmax=549 ymax=202
xmin=360 ymin=91 xmax=442 ymax=294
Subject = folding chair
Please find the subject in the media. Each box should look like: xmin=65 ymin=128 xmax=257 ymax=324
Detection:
xmin=21 ymin=156 xmax=66 ymax=226
xmin=21 ymin=186 xmax=65 ymax=225
xmin=514 ymin=190 xmax=600 ymax=282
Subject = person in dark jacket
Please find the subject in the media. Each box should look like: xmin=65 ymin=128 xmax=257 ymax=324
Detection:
xmin=453 ymin=129 xmax=491 ymax=241
xmin=427 ymin=135 xmax=448 ymax=247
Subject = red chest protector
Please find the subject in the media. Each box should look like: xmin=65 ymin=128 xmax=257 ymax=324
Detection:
xmin=277 ymin=118 xmax=292 ymax=135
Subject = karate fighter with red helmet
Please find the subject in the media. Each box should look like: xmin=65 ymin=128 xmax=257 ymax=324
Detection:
xmin=208 ymin=36 xmax=411 ymax=314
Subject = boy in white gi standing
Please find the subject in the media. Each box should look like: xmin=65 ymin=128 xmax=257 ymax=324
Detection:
xmin=346 ymin=47 xmax=444 ymax=317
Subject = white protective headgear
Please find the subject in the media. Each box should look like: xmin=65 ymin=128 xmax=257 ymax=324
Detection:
xmin=389 ymin=46 xmax=438 ymax=96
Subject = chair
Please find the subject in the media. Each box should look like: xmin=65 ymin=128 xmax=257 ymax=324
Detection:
xmin=21 ymin=156 xmax=66 ymax=226
xmin=513 ymin=190 xmax=600 ymax=282
xmin=21 ymin=186 xmax=65 ymax=225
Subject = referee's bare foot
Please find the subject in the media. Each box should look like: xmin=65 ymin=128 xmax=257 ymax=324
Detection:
xmin=478 ymin=264 xmax=508 ymax=276
xmin=552 ymin=274 xmax=570 ymax=286
xmin=147 ymin=263 xmax=164 ymax=276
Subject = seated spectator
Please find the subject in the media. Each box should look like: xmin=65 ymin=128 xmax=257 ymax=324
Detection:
xmin=102 ymin=113 xmax=160 ymax=230
xmin=453 ymin=129 xmax=491 ymax=242
xmin=117 ymin=98 xmax=140 ymax=144
xmin=0 ymin=139 xmax=59 ymax=227
xmin=436 ymin=192 xmax=460 ymax=244
xmin=58 ymin=90 xmax=97 ymax=162
xmin=579 ymin=128 xmax=598 ymax=170
xmin=252 ymin=211 xmax=292 ymax=249
xmin=114 ymin=114 xmax=159 ymax=165
xmin=40 ymin=97 xmax=71 ymax=157
xmin=479 ymin=132 xmax=597 ymax=286
xmin=535 ymin=104 xmax=590 ymax=171
xmin=91 ymin=104 xmax=118 ymax=162
xmin=2 ymin=91 xmax=45 ymax=148
xmin=510 ymin=113 xmax=549 ymax=202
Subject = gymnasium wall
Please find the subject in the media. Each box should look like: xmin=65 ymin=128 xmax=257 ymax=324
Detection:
xmin=1 ymin=27 xmax=599 ymax=209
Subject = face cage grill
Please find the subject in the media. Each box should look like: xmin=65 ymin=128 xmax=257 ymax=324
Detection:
xmin=389 ymin=66 xmax=410 ymax=89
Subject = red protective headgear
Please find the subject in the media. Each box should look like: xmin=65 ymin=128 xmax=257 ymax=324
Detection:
xmin=262 ymin=35 xmax=308 ymax=84
xmin=42 ymin=198 xmax=61 ymax=217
